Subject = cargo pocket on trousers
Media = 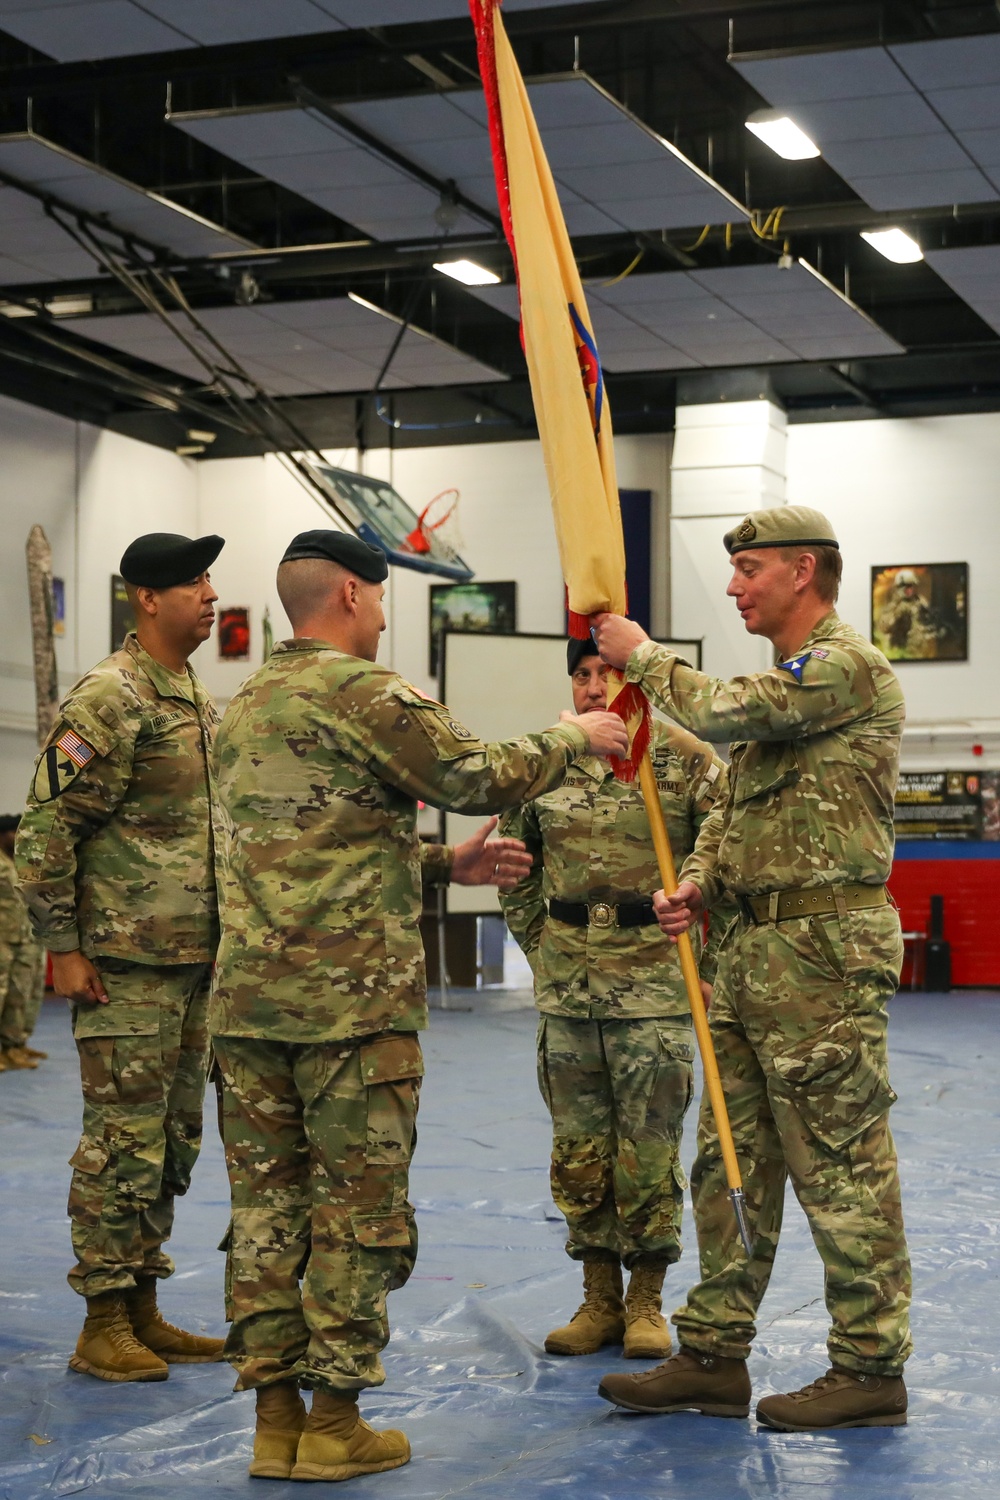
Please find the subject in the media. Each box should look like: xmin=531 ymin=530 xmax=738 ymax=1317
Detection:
xmin=535 ymin=1016 xmax=553 ymax=1112
xmin=67 ymin=1135 xmax=111 ymax=1228
xmin=360 ymin=1034 xmax=423 ymax=1166
xmin=218 ymin=1220 xmax=234 ymax=1322
xmin=770 ymin=1024 xmax=897 ymax=1151
xmin=349 ymin=1210 xmax=416 ymax=1322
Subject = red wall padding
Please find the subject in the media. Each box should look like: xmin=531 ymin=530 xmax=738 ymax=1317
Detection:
xmin=888 ymin=861 xmax=1000 ymax=987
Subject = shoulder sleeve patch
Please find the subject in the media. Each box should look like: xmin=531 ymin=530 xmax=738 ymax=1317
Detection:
xmin=777 ymin=651 xmax=813 ymax=683
xmin=32 ymin=727 xmax=98 ymax=803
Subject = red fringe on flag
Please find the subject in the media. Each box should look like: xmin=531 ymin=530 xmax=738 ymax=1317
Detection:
xmin=607 ymin=675 xmax=652 ymax=784
xmin=469 ymin=1 xmax=517 ymax=274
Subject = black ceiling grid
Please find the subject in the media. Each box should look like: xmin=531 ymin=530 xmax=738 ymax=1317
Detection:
xmin=0 ymin=0 xmax=997 ymax=451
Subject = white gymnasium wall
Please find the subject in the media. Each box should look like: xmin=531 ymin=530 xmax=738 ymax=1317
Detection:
xmin=0 ymin=393 xmax=197 ymax=813
xmin=3 ymin=396 xmax=998 ymax=813
xmin=784 ymin=413 xmax=1000 ymax=767
xmin=192 ymin=432 xmax=672 ymax=706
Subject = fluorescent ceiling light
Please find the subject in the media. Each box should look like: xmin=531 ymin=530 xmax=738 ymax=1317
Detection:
xmin=433 ymin=259 xmax=501 ymax=287
xmin=860 ymin=228 xmax=923 ymax=264
xmin=745 ymin=110 xmax=820 ymax=161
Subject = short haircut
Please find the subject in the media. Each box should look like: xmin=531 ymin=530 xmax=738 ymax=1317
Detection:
xmin=782 ymin=543 xmax=842 ymax=603
xmin=276 ymin=556 xmax=351 ymax=629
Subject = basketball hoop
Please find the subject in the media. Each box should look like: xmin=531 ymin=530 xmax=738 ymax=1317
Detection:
xmin=404 ymin=488 xmax=463 ymax=561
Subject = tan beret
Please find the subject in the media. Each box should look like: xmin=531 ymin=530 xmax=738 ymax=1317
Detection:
xmin=724 ymin=505 xmax=839 ymax=555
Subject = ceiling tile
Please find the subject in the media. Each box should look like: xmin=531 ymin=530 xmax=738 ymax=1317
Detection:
xmin=822 ymin=132 xmax=974 ymax=177
xmin=0 ymin=1 xmax=190 ymax=60
xmin=850 ymin=167 xmax=995 ymax=209
xmin=890 ymin=34 xmax=1000 ymax=90
xmin=926 ymin=84 xmax=1000 ymax=132
xmin=735 ymin=47 xmax=911 ymax=105
xmin=142 ymin=0 xmax=340 ymax=44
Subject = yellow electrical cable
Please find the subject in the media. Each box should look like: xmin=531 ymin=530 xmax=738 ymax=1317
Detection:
xmin=600 ymin=248 xmax=645 ymax=286
xmin=680 ymin=224 xmax=712 ymax=253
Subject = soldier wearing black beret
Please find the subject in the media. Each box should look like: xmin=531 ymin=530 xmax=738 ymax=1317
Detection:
xmin=16 ymin=531 xmax=229 ymax=1382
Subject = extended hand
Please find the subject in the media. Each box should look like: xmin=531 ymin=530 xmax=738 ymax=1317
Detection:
xmin=50 ymin=950 xmax=109 ymax=1005
xmin=591 ymin=612 xmax=650 ymax=670
xmin=559 ymin=710 xmax=630 ymax=760
xmin=652 ymin=880 xmax=705 ymax=941
xmin=451 ymin=817 xmax=533 ymax=888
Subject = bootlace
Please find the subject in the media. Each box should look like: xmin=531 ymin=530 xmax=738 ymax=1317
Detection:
xmin=793 ymin=1370 xmax=845 ymax=1401
xmin=106 ymin=1303 xmax=154 ymax=1356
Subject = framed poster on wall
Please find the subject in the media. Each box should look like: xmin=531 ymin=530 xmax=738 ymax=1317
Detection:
xmin=429 ymin=581 xmax=516 ymax=677
xmin=871 ymin=562 xmax=968 ymax=662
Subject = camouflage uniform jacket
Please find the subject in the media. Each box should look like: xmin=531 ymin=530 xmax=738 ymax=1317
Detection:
xmin=16 ymin=633 xmax=222 ymax=962
xmin=498 ymin=720 xmax=731 ymax=1020
xmin=210 ymin=638 xmax=590 ymax=1045
xmin=0 ymin=848 xmax=31 ymax=946
xmin=623 ymin=610 xmax=903 ymax=903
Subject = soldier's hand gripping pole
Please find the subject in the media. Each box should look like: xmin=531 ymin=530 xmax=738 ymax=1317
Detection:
xmin=636 ymin=751 xmax=754 ymax=1259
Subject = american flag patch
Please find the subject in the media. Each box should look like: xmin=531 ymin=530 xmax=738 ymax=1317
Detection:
xmin=55 ymin=729 xmax=95 ymax=768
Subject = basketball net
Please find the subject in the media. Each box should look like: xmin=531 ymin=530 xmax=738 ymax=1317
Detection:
xmin=404 ymin=488 xmax=465 ymax=563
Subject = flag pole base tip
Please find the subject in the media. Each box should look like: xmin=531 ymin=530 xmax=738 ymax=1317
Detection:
xmin=730 ymin=1189 xmax=754 ymax=1259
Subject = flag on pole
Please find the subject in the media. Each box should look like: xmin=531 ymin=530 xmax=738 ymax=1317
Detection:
xmin=469 ymin=0 xmax=650 ymax=775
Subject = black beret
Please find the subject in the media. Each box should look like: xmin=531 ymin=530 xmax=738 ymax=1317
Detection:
xmin=280 ymin=529 xmax=389 ymax=583
xmin=0 ymin=813 xmax=20 ymax=835
xmin=567 ymin=636 xmax=599 ymax=674
xmin=119 ymin=533 xmax=224 ymax=588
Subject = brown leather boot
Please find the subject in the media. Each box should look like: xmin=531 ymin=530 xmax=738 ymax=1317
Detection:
xmin=69 ymin=1292 xmax=169 ymax=1382
xmin=598 ymin=1347 xmax=751 ymax=1417
xmin=623 ymin=1261 xmax=671 ymax=1360
xmin=249 ymin=1381 xmax=307 ymax=1480
xmin=756 ymin=1367 xmax=908 ymax=1431
xmin=124 ymin=1278 xmax=225 ymax=1363
xmin=290 ymin=1391 xmax=410 ymax=1482
xmin=544 ymin=1259 xmax=626 ymax=1356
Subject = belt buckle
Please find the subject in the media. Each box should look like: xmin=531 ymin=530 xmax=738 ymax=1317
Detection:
xmin=590 ymin=902 xmax=616 ymax=928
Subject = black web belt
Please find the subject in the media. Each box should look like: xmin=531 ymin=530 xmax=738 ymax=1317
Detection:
xmin=548 ymin=898 xmax=658 ymax=930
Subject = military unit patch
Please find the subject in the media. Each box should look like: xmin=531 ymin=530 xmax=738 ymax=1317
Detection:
xmin=33 ymin=727 xmax=97 ymax=802
xmin=778 ymin=652 xmax=812 ymax=683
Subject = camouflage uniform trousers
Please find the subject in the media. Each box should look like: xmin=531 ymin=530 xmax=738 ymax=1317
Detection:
xmin=213 ymin=1031 xmax=422 ymax=1396
xmin=537 ymin=1013 xmax=694 ymax=1269
xmin=0 ymin=934 xmax=45 ymax=1050
xmin=67 ymin=959 xmax=212 ymax=1297
xmin=673 ymin=903 xmax=912 ymax=1376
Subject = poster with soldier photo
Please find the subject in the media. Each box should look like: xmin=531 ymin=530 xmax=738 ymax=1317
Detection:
xmin=871 ymin=562 xmax=968 ymax=662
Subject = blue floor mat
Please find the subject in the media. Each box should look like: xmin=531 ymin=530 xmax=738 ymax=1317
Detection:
xmin=1 ymin=991 xmax=998 ymax=1499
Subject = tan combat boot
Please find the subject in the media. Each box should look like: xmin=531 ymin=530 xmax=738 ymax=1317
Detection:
xmin=1 ymin=1045 xmax=37 ymax=1070
xmin=545 ymin=1259 xmax=626 ymax=1356
xmin=290 ymin=1391 xmax=410 ymax=1483
xmin=124 ymin=1277 xmax=225 ymax=1363
xmin=623 ymin=1261 xmax=672 ymax=1359
xmin=598 ymin=1347 xmax=751 ymax=1417
xmin=69 ymin=1291 xmax=169 ymax=1382
xmin=249 ymin=1381 xmax=307 ymax=1480
xmin=756 ymin=1367 xmax=907 ymax=1431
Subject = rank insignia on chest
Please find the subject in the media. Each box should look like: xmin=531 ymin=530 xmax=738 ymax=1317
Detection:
xmin=34 ymin=727 xmax=97 ymax=802
xmin=777 ymin=651 xmax=812 ymax=683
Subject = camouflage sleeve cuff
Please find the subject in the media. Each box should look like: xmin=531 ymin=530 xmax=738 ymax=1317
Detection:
xmin=41 ymin=927 xmax=82 ymax=954
xmin=555 ymin=722 xmax=590 ymax=761
xmin=420 ymin=843 xmax=454 ymax=887
xmin=624 ymin=638 xmax=673 ymax=685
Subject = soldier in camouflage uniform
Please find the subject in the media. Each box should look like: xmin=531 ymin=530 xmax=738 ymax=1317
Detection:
xmin=16 ymin=532 xmax=228 ymax=1383
xmin=0 ymin=814 xmax=46 ymax=1071
xmin=211 ymin=529 xmax=630 ymax=1485
xmin=593 ymin=506 xmax=912 ymax=1433
xmin=499 ymin=637 xmax=731 ymax=1362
